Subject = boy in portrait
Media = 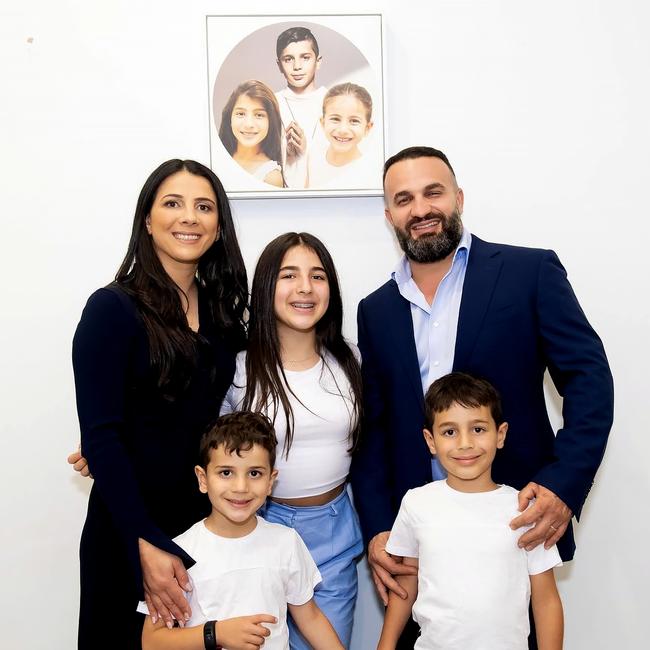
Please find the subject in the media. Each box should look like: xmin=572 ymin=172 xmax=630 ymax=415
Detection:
xmin=274 ymin=26 xmax=327 ymax=188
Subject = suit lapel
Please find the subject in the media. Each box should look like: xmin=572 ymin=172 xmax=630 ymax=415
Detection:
xmin=386 ymin=282 xmax=425 ymax=409
xmin=454 ymin=237 xmax=503 ymax=369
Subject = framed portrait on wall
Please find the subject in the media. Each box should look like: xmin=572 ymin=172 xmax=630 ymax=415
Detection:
xmin=206 ymin=14 xmax=385 ymax=199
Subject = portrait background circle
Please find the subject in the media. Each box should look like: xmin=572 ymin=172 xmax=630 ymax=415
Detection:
xmin=213 ymin=20 xmax=377 ymax=137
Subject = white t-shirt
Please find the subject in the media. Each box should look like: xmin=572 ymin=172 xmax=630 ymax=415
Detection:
xmin=220 ymin=349 xmax=357 ymax=499
xmin=387 ymin=482 xmax=562 ymax=650
xmin=137 ymin=517 xmax=320 ymax=650
xmin=275 ymin=86 xmax=328 ymax=188
xmin=307 ymin=149 xmax=380 ymax=190
xmin=251 ymin=159 xmax=282 ymax=183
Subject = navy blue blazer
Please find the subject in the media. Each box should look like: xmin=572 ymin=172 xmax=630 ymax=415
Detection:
xmin=351 ymin=235 xmax=613 ymax=560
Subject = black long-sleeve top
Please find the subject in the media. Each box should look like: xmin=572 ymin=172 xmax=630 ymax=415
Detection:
xmin=72 ymin=285 xmax=237 ymax=597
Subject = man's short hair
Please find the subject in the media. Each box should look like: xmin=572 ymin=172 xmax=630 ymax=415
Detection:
xmin=424 ymin=372 xmax=504 ymax=430
xmin=276 ymin=26 xmax=320 ymax=59
xmin=198 ymin=412 xmax=278 ymax=469
xmin=383 ymin=146 xmax=456 ymax=185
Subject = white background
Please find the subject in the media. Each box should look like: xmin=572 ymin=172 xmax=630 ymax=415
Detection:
xmin=1 ymin=1 xmax=648 ymax=648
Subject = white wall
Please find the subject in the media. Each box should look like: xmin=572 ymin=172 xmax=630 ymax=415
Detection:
xmin=2 ymin=1 xmax=648 ymax=647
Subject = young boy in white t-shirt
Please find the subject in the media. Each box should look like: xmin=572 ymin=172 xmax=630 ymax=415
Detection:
xmin=139 ymin=411 xmax=344 ymax=650
xmin=377 ymin=373 xmax=564 ymax=650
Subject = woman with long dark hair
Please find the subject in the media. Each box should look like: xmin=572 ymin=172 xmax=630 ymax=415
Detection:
xmin=220 ymin=232 xmax=363 ymax=649
xmin=72 ymin=159 xmax=247 ymax=649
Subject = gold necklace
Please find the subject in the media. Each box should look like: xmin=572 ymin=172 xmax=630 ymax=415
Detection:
xmin=282 ymin=352 xmax=320 ymax=365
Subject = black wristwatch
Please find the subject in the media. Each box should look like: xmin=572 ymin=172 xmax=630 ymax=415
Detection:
xmin=203 ymin=620 xmax=222 ymax=650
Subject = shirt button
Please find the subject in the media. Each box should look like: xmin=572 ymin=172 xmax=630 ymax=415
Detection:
xmin=433 ymin=361 xmax=440 ymax=367
xmin=433 ymin=321 xmax=439 ymax=327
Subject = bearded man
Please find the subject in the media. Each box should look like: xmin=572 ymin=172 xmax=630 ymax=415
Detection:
xmin=350 ymin=146 xmax=613 ymax=648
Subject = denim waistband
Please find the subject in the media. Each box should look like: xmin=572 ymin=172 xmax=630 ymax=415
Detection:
xmin=264 ymin=484 xmax=350 ymax=515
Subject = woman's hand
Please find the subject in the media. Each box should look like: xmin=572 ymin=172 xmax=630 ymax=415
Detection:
xmin=139 ymin=538 xmax=192 ymax=629
xmin=67 ymin=444 xmax=92 ymax=478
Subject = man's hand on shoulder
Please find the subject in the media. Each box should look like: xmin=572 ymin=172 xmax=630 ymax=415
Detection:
xmin=367 ymin=531 xmax=418 ymax=606
xmin=510 ymin=483 xmax=572 ymax=550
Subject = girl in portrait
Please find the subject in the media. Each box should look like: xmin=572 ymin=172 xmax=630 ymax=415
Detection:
xmin=307 ymin=82 xmax=376 ymax=189
xmin=219 ymin=80 xmax=285 ymax=188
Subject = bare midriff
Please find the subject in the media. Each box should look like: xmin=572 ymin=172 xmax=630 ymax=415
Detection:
xmin=270 ymin=482 xmax=345 ymax=507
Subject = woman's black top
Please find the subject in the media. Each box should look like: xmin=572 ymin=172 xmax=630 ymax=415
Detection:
xmin=73 ymin=284 xmax=236 ymax=600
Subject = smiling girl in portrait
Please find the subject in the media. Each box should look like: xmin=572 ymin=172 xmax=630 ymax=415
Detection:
xmin=307 ymin=82 xmax=378 ymax=189
xmin=219 ymin=80 xmax=285 ymax=188
xmin=220 ymin=232 xmax=364 ymax=650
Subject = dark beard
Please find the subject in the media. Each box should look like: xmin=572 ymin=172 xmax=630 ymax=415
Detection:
xmin=394 ymin=208 xmax=463 ymax=263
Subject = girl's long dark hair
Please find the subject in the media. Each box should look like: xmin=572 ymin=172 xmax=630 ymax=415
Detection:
xmin=116 ymin=159 xmax=248 ymax=396
xmin=219 ymin=80 xmax=283 ymax=165
xmin=242 ymin=232 xmax=362 ymax=456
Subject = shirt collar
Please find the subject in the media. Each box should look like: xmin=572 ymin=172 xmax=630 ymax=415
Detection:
xmin=281 ymin=85 xmax=325 ymax=101
xmin=392 ymin=228 xmax=472 ymax=286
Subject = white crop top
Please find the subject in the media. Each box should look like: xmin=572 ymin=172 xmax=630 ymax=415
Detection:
xmin=220 ymin=347 xmax=358 ymax=499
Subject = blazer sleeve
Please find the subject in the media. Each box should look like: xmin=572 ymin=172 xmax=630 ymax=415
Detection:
xmin=72 ymin=288 xmax=195 ymax=586
xmin=350 ymin=299 xmax=398 ymax=545
xmin=531 ymin=251 xmax=614 ymax=519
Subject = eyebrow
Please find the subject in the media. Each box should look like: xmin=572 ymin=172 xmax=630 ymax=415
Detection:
xmin=279 ymin=265 xmax=327 ymax=273
xmin=436 ymin=419 xmax=490 ymax=428
xmin=392 ymin=190 xmax=412 ymax=202
xmin=392 ymin=182 xmax=446 ymax=203
xmin=326 ymin=112 xmax=363 ymax=119
xmin=234 ymin=105 xmax=267 ymax=112
xmin=160 ymin=193 xmax=215 ymax=204
xmin=282 ymin=52 xmax=313 ymax=59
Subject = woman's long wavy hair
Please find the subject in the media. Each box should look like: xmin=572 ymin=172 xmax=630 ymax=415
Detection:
xmin=219 ymin=80 xmax=283 ymax=165
xmin=116 ymin=159 xmax=248 ymax=397
xmin=242 ymin=232 xmax=362 ymax=456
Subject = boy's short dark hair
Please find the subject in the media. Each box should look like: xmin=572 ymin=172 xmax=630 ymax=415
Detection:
xmin=199 ymin=412 xmax=278 ymax=469
xmin=424 ymin=372 xmax=504 ymax=430
xmin=276 ymin=26 xmax=320 ymax=58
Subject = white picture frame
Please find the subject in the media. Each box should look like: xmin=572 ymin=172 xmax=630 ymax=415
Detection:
xmin=206 ymin=14 xmax=385 ymax=199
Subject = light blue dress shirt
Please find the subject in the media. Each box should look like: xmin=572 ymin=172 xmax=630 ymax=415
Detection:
xmin=391 ymin=228 xmax=472 ymax=479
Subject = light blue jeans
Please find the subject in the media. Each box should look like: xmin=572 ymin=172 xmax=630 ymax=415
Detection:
xmin=261 ymin=488 xmax=363 ymax=649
